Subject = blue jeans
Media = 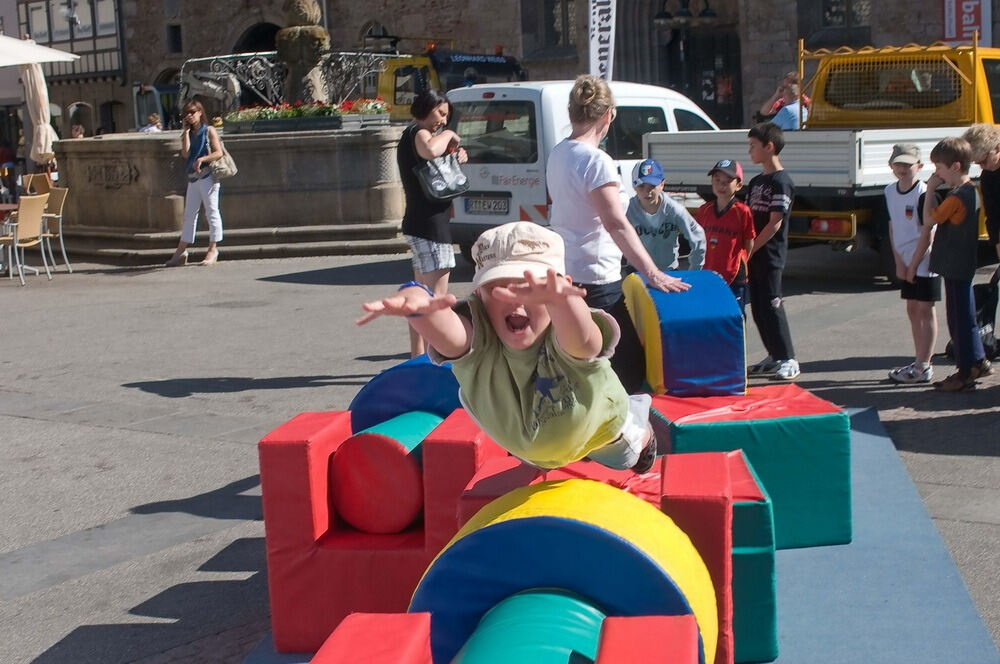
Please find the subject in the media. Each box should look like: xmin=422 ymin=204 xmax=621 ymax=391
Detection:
xmin=943 ymin=277 xmax=985 ymax=373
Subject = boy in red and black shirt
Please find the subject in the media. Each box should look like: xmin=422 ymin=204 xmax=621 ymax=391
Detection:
xmin=696 ymin=159 xmax=756 ymax=317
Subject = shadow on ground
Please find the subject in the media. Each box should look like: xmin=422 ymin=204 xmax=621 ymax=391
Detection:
xmin=132 ymin=475 xmax=262 ymax=521
xmin=782 ymin=355 xmax=1000 ymax=457
xmin=32 ymin=539 xmax=269 ymax=664
xmin=258 ymin=256 xmax=476 ymax=287
xmin=123 ymin=374 xmax=376 ymax=398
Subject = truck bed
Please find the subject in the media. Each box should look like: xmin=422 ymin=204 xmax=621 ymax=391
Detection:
xmin=645 ymin=126 xmax=978 ymax=193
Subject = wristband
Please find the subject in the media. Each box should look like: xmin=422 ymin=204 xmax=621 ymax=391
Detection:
xmin=399 ymin=280 xmax=435 ymax=317
xmin=399 ymin=280 xmax=435 ymax=296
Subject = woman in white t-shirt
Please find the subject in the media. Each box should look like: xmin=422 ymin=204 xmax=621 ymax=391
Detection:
xmin=547 ymin=75 xmax=689 ymax=392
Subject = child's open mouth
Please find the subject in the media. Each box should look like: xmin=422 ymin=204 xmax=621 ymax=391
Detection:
xmin=506 ymin=313 xmax=530 ymax=333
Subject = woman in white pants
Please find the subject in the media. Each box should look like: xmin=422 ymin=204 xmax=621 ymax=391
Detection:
xmin=166 ymin=100 xmax=224 ymax=266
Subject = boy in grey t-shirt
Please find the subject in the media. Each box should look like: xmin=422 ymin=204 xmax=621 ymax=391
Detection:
xmin=626 ymin=158 xmax=706 ymax=272
xmin=357 ymin=222 xmax=656 ymax=472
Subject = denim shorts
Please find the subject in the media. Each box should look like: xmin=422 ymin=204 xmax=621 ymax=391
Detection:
xmin=404 ymin=235 xmax=456 ymax=274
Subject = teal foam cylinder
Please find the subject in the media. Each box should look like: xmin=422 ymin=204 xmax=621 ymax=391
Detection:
xmin=454 ymin=590 xmax=607 ymax=663
xmin=358 ymin=410 xmax=443 ymax=453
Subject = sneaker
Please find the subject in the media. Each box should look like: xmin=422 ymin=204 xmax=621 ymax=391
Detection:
xmin=631 ymin=428 xmax=658 ymax=474
xmin=748 ymin=356 xmax=780 ymax=375
xmin=933 ymin=372 xmax=975 ymax=392
xmin=888 ymin=363 xmax=933 ymax=384
xmin=775 ymin=359 xmax=801 ymax=380
xmin=970 ymin=358 xmax=994 ymax=379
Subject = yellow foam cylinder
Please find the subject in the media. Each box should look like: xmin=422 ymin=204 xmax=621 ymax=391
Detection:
xmin=420 ymin=479 xmax=718 ymax=663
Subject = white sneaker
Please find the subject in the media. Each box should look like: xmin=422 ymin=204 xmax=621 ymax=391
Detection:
xmin=775 ymin=359 xmax=801 ymax=380
xmin=748 ymin=356 xmax=780 ymax=375
xmin=888 ymin=363 xmax=933 ymax=384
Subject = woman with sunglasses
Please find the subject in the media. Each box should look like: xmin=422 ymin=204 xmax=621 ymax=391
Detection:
xmin=166 ymin=100 xmax=224 ymax=266
xmin=546 ymin=75 xmax=689 ymax=392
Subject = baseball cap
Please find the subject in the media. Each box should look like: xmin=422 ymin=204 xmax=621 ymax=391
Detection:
xmin=632 ymin=159 xmax=665 ymax=187
xmin=471 ymin=222 xmax=566 ymax=289
xmin=708 ymin=159 xmax=744 ymax=181
xmin=889 ymin=143 xmax=921 ymax=165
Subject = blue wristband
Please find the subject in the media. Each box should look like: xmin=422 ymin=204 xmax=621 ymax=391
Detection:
xmin=399 ymin=280 xmax=435 ymax=297
xmin=399 ymin=280 xmax=435 ymax=317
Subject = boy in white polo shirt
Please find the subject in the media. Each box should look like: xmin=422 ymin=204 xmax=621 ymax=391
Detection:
xmin=357 ymin=222 xmax=657 ymax=473
xmin=885 ymin=143 xmax=940 ymax=383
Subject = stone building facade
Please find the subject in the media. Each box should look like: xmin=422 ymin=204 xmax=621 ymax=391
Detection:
xmin=17 ymin=0 xmax=1000 ymax=137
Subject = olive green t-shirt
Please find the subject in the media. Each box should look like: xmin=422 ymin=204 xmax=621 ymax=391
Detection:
xmin=429 ymin=295 xmax=629 ymax=469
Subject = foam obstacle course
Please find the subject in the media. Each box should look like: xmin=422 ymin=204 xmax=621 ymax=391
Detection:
xmin=254 ymin=276 xmax=997 ymax=663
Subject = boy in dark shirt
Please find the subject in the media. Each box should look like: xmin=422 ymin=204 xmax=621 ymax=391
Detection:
xmin=908 ymin=137 xmax=993 ymax=392
xmin=745 ymin=123 xmax=799 ymax=380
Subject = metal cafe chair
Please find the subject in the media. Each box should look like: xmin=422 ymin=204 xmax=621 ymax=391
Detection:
xmin=41 ymin=186 xmax=72 ymax=272
xmin=0 ymin=193 xmax=51 ymax=286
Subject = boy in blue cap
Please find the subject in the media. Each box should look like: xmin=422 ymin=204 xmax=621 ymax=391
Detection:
xmin=626 ymin=158 xmax=706 ymax=273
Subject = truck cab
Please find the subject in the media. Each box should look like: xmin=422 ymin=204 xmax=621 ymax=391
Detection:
xmin=446 ymin=81 xmax=718 ymax=261
xmin=379 ymin=49 xmax=526 ymax=122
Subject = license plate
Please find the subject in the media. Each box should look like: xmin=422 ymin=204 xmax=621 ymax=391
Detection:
xmin=465 ymin=196 xmax=510 ymax=215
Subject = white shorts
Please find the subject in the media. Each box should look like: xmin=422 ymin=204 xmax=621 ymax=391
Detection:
xmin=586 ymin=393 xmax=652 ymax=470
xmin=404 ymin=235 xmax=456 ymax=274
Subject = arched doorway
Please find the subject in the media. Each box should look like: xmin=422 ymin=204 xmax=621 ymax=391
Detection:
xmin=67 ymin=101 xmax=94 ymax=137
xmin=154 ymin=68 xmax=181 ymax=129
xmin=233 ymin=23 xmax=280 ymax=53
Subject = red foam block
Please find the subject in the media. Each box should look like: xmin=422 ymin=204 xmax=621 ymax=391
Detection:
xmin=652 ymin=383 xmax=840 ymax=426
xmin=661 ymin=452 xmax=736 ymax=664
xmin=310 ymin=612 xmax=432 ymax=664
xmin=596 ymin=615 xmax=700 ymax=663
xmin=329 ymin=432 xmax=423 ymax=534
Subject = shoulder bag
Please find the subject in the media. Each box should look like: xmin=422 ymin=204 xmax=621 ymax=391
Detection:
xmin=210 ymin=134 xmax=238 ymax=181
xmin=413 ymin=151 xmax=469 ymax=201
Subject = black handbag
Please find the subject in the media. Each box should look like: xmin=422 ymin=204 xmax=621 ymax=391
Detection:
xmin=413 ymin=152 xmax=469 ymax=201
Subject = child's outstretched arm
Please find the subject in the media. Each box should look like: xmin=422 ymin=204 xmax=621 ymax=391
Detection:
xmin=490 ymin=269 xmax=602 ymax=360
xmin=357 ymin=284 xmax=472 ymax=358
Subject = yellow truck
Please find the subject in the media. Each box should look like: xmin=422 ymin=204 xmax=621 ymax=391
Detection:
xmin=645 ymin=36 xmax=998 ymax=280
xmin=377 ymin=48 xmax=527 ymax=121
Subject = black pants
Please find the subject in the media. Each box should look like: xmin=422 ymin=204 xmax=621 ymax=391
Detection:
xmin=747 ymin=253 xmax=795 ymax=361
xmin=578 ymin=279 xmax=646 ymax=393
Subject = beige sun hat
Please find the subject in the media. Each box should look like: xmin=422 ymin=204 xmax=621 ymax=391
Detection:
xmin=471 ymin=222 xmax=566 ymax=289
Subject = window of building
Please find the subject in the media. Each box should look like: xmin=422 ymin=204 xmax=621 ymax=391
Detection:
xmin=543 ymin=0 xmax=576 ymax=48
xmin=167 ymin=24 xmax=183 ymax=54
xmin=822 ymin=0 xmax=871 ymax=28
xmin=26 ymin=2 xmax=49 ymax=42
xmin=48 ymin=0 xmax=69 ymax=41
xmin=96 ymin=0 xmax=116 ymax=35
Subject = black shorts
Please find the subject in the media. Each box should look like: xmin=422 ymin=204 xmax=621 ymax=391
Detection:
xmin=900 ymin=275 xmax=942 ymax=302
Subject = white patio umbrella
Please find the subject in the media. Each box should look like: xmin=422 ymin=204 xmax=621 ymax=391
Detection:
xmin=0 ymin=34 xmax=78 ymax=67
xmin=8 ymin=37 xmax=78 ymax=165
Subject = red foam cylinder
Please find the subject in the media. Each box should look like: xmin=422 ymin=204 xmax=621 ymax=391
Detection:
xmin=330 ymin=432 xmax=424 ymax=534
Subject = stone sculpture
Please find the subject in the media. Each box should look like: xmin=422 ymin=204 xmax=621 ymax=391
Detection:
xmin=275 ymin=0 xmax=330 ymax=103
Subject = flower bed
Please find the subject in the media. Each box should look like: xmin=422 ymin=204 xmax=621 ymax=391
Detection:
xmin=223 ymin=99 xmax=390 ymax=134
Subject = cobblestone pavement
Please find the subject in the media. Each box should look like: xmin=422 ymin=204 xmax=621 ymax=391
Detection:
xmin=0 ymin=247 xmax=995 ymax=663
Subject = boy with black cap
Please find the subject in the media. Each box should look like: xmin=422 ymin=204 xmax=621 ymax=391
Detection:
xmin=626 ymin=158 xmax=706 ymax=272
xmin=884 ymin=143 xmax=939 ymax=384
xmin=357 ymin=221 xmax=657 ymax=472
xmin=696 ymin=159 xmax=756 ymax=315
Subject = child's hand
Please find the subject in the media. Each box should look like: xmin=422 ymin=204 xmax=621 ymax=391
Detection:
xmin=895 ymin=263 xmax=907 ymax=282
xmin=489 ymin=269 xmax=588 ymax=305
xmin=904 ymin=264 xmax=918 ymax=284
xmin=356 ymin=288 xmax=457 ymax=325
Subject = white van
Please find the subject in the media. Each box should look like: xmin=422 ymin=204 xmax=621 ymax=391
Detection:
xmin=446 ymin=80 xmax=719 ymax=261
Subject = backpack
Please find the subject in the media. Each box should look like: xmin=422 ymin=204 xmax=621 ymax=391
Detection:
xmin=945 ymin=265 xmax=1000 ymax=361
